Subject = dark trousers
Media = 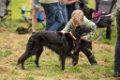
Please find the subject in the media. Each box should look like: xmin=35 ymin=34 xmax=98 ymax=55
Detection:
xmin=73 ymin=40 xmax=97 ymax=65
xmin=81 ymin=41 xmax=97 ymax=65
xmin=114 ymin=10 xmax=120 ymax=74
xmin=66 ymin=2 xmax=76 ymax=20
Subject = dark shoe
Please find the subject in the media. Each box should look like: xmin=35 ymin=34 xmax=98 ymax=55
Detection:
xmin=32 ymin=32 xmax=36 ymax=35
xmin=88 ymin=55 xmax=98 ymax=65
xmin=114 ymin=72 xmax=120 ymax=77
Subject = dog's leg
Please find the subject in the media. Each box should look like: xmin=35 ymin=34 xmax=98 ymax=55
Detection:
xmin=17 ymin=38 xmax=39 ymax=69
xmin=35 ymin=47 xmax=43 ymax=68
xmin=17 ymin=48 xmax=36 ymax=69
xmin=61 ymin=55 xmax=65 ymax=70
xmin=68 ymin=52 xmax=74 ymax=58
xmin=17 ymin=51 xmax=29 ymax=69
xmin=60 ymin=53 xmax=66 ymax=70
xmin=18 ymin=46 xmax=40 ymax=69
xmin=72 ymin=41 xmax=81 ymax=66
xmin=72 ymin=50 xmax=80 ymax=66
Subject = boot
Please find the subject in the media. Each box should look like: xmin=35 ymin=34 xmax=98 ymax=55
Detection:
xmin=114 ymin=67 xmax=120 ymax=77
xmin=88 ymin=55 xmax=97 ymax=65
xmin=114 ymin=72 xmax=120 ymax=77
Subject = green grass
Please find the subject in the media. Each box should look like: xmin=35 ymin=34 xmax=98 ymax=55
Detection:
xmin=0 ymin=0 xmax=117 ymax=80
xmin=0 ymin=50 xmax=12 ymax=57
xmin=0 ymin=45 xmax=115 ymax=80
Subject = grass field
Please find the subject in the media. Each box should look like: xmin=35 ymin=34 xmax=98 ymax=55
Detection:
xmin=0 ymin=31 xmax=115 ymax=80
xmin=0 ymin=0 xmax=118 ymax=80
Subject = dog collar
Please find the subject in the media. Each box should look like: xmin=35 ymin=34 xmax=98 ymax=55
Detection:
xmin=69 ymin=31 xmax=77 ymax=40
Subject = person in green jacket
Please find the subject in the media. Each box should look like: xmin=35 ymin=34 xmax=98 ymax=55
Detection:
xmin=62 ymin=9 xmax=97 ymax=66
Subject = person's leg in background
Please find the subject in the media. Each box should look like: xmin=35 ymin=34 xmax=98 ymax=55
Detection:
xmin=57 ymin=3 xmax=68 ymax=31
xmin=66 ymin=2 xmax=76 ymax=20
xmin=41 ymin=3 xmax=56 ymax=31
xmin=6 ymin=0 xmax=10 ymax=8
xmin=0 ymin=0 xmax=7 ymax=16
xmin=47 ymin=3 xmax=65 ymax=31
xmin=106 ymin=22 xmax=112 ymax=39
xmin=114 ymin=9 xmax=120 ymax=77
xmin=31 ymin=0 xmax=38 ymax=33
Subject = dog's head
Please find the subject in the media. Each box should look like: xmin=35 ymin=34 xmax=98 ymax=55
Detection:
xmin=71 ymin=25 xmax=92 ymax=39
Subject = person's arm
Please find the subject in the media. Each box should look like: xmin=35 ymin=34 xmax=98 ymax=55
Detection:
xmin=81 ymin=16 xmax=97 ymax=40
xmin=31 ymin=0 xmax=39 ymax=33
xmin=83 ymin=16 xmax=96 ymax=32
xmin=62 ymin=19 xmax=75 ymax=32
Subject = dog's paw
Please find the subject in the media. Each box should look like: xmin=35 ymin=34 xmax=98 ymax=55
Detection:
xmin=21 ymin=64 xmax=26 ymax=70
xmin=72 ymin=60 xmax=78 ymax=66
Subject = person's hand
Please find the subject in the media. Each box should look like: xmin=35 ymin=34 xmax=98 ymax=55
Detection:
xmin=61 ymin=31 xmax=67 ymax=33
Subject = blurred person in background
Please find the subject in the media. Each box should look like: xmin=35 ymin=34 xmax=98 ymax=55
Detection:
xmin=30 ymin=0 xmax=39 ymax=34
xmin=39 ymin=0 xmax=65 ymax=31
xmin=114 ymin=0 xmax=120 ymax=78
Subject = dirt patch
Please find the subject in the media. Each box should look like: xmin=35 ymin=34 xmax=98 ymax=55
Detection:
xmin=0 ymin=27 xmax=7 ymax=32
xmin=0 ymin=31 xmax=115 ymax=80
xmin=0 ymin=65 xmax=9 ymax=74
xmin=92 ymin=41 xmax=114 ymax=53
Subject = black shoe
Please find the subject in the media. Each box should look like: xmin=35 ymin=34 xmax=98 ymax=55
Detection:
xmin=88 ymin=55 xmax=98 ymax=65
xmin=114 ymin=72 xmax=120 ymax=77
xmin=32 ymin=32 xmax=36 ymax=35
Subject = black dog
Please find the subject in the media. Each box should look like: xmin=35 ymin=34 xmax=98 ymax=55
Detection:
xmin=16 ymin=26 xmax=29 ymax=34
xmin=17 ymin=26 xmax=92 ymax=70
xmin=16 ymin=25 xmax=31 ymax=34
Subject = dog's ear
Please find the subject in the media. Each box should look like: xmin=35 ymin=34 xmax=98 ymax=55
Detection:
xmin=57 ymin=31 xmax=64 ymax=36
xmin=75 ymin=25 xmax=92 ymax=35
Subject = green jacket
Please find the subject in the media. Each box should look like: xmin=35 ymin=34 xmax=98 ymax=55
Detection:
xmin=62 ymin=16 xmax=97 ymax=41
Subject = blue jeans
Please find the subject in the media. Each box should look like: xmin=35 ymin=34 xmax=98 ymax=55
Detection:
xmin=34 ymin=0 xmax=39 ymax=8
xmin=58 ymin=4 xmax=68 ymax=30
xmin=41 ymin=3 xmax=65 ymax=31
xmin=114 ymin=10 xmax=120 ymax=74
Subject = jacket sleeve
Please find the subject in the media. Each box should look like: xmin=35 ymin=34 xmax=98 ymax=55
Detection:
xmin=81 ymin=16 xmax=97 ymax=41
xmin=62 ymin=19 xmax=75 ymax=32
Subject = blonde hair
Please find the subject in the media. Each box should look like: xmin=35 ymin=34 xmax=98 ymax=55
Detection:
xmin=71 ymin=10 xmax=84 ymax=27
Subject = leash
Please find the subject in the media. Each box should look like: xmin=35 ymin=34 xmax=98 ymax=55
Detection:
xmin=69 ymin=31 xmax=77 ymax=40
